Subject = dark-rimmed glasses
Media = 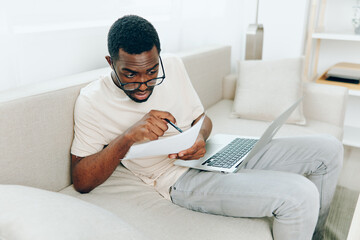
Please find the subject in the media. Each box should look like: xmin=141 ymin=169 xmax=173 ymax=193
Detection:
xmin=112 ymin=56 xmax=165 ymax=91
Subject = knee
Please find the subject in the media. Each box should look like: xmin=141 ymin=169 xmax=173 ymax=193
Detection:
xmin=308 ymin=135 xmax=343 ymax=171
xmin=319 ymin=135 xmax=343 ymax=170
xmin=275 ymin=174 xmax=319 ymax=222
xmin=272 ymin=175 xmax=319 ymax=240
xmin=295 ymin=176 xmax=320 ymax=214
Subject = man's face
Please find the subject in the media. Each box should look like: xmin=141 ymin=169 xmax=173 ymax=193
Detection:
xmin=108 ymin=46 xmax=160 ymax=103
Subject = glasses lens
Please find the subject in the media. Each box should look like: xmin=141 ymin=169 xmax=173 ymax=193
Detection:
xmin=147 ymin=78 xmax=162 ymax=87
xmin=123 ymin=78 xmax=164 ymax=91
xmin=123 ymin=83 xmax=140 ymax=91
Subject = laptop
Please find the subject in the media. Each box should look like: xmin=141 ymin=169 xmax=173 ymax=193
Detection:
xmin=174 ymin=98 xmax=302 ymax=173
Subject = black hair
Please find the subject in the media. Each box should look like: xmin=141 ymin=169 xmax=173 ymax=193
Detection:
xmin=107 ymin=15 xmax=161 ymax=61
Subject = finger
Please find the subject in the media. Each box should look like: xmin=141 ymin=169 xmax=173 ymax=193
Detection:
xmin=150 ymin=110 xmax=176 ymax=124
xmin=178 ymin=138 xmax=205 ymax=157
xmin=140 ymin=123 xmax=162 ymax=141
xmin=148 ymin=122 xmax=166 ymax=137
xmin=178 ymin=141 xmax=206 ymax=160
xmin=146 ymin=131 xmax=160 ymax=141
xmin=168 ymin=153 xmax=178 ymax=159
xmin=179 ymin=152 xmax=203 ymax=160
xmin=182 ymin=149 xmax=206 ymax=160
xmin=145 ymin=116 xmax=168 ymax=134
xmin=178 ymin=145 xmax=198 ymax=158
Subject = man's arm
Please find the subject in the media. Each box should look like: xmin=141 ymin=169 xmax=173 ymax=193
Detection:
xmin=168 ymin=114 xmax=213 ymax=160
xmin=71 ymin=110 xmax=176 ymax=193
xmin=71 ymin=133 xmax=133 ymax=193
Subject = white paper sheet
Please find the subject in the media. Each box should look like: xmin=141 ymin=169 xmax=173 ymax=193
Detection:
xmin=123 ymin=115 xmax=205 ymax=160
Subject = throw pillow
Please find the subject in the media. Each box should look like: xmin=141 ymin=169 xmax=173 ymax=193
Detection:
xmin=231 ymin=57 xmax=306 ymax=125
xmin=0 ymin=185 xmax=148 ymax=240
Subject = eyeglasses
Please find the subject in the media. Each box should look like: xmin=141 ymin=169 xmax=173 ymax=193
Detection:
xmin=112 ymin=56 xmax=165 ymax=91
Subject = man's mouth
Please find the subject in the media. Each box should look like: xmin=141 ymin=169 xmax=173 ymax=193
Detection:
xmin=123 ymin=86 xmax=154 ymax=103
xmin=133 ymin=90 xmax=151 ymax=101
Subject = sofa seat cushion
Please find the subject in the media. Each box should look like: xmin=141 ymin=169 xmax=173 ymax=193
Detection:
xmin=207 ymin=99 xmax=342 ymax=140
xmin=60 ymin=165 xmax=273 ymax=240
xmin=0 ymin=185 xmax=147 ymax=240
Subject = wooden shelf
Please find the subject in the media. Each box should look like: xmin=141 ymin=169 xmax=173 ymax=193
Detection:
xmin=315 ymin=62 xmax=360 ymax=94
xmin=312 ymin=32 xmax=360 ymax=41
xmin=316 ymin=79 xmax=360 ymax=93
xmin=343 ymin=126 xmax=360 ymax=148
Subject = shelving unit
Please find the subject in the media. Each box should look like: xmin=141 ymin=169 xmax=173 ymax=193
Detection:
xmin=344 ymin=126 xmax=360 ymax=148
xmin=312 ymin=32 xmax=360 ymax=41
xmin=315 ymin=66 xmax=360 ymax=148
xmin=305 ymin=0 xmax=360 ymax=148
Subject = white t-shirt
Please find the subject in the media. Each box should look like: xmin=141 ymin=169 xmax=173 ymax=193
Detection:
xmin=71 ymin=55 xmax=204 ymax=200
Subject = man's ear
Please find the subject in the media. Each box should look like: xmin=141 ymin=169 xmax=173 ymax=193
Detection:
xmin=105 ymin=56 xmax=112 ymax=68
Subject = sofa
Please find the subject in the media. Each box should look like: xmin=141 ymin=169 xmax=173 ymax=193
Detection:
xmin=0 ymin=45 xmax=348 ymax=240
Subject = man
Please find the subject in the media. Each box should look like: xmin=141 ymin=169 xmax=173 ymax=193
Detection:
xmin=71 ymin=15 xmax=342 ymax=240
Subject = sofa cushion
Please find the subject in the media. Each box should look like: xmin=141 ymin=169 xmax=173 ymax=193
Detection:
xmin=60 ymin=165 xmax=273 ymax=240
xmin=208 ymin=99 xmax=342 ymax=140
xmin=232 ymin=57 xmax=306 ymax=125
xmin=0 ymin=185 xmax=147 ymax=240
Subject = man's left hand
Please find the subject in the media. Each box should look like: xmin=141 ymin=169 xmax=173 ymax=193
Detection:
xmin=168 ymin=135 xmax=206 ymax=160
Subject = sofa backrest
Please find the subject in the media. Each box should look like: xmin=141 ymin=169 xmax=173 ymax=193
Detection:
xmin=0 ymin=45 xmax=231 ymax=191
xmin=0 ymin=69 xmax=110 ymax=191
xmin=179 ymin=46 xmax=231 ymax=109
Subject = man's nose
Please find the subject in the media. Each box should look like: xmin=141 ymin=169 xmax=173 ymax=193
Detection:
xmin=138 ymin=77 xmax=148 ymax=91
xmin=138 ymin=82 xmax=148 ymax=91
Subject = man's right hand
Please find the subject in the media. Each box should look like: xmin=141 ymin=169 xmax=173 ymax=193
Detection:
xmin=125 ymin=110 xmax=176 ymax=144
xmin=71 ymin=110 xmax=176 ymax=193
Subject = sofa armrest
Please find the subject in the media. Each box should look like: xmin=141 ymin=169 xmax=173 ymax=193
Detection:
xmin=303 ymin=82 xmax=348 ymax=128
xmin=223 ymin=73 xmax=237 ymax=100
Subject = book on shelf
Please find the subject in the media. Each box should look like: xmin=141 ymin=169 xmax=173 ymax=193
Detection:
xmin=315 ymin=62 xmax=360 ymax=92
xmin=326 ymin=66 xmax=360 ymax=84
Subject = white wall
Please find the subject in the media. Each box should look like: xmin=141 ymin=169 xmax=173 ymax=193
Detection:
xmin=259 ymin=0 xmax=309 ymax=60
xmin=0 ymin=0 xmax=310 ymax=92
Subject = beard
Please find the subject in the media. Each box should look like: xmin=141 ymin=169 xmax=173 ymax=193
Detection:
xmin=123 ymin=86 xmax=155 ymax=103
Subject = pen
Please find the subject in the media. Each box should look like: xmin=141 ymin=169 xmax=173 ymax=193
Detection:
xmin=164 ymin=119 xmax=183 ymax=133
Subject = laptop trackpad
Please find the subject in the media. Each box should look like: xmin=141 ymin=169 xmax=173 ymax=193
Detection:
xmin=204 ymin=142 xmax=223 ymax=157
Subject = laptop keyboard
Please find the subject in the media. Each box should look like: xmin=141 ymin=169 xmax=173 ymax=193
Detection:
xmin=202 ymin=138 xmax=258 ymax=169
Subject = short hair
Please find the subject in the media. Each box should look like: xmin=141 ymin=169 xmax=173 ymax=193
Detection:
xmin=107 ymin=15 xmax=161 ymax=61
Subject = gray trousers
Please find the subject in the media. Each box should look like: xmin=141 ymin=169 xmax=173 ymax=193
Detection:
xmin=170 ymin=135 xmax=343 ymax=240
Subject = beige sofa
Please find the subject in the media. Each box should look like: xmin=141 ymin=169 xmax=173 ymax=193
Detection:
xmin=0 ymin=46 xmax=348 ymax=240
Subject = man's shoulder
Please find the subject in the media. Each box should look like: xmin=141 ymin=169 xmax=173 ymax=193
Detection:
xmin=73 ymin=74 xmax=113 ymax=113
xmin=78 ymin=74 xmax=110 ymax=100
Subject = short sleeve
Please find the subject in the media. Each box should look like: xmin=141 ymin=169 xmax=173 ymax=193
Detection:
xmin=71 ymin=94 xmax=107 ymax=157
